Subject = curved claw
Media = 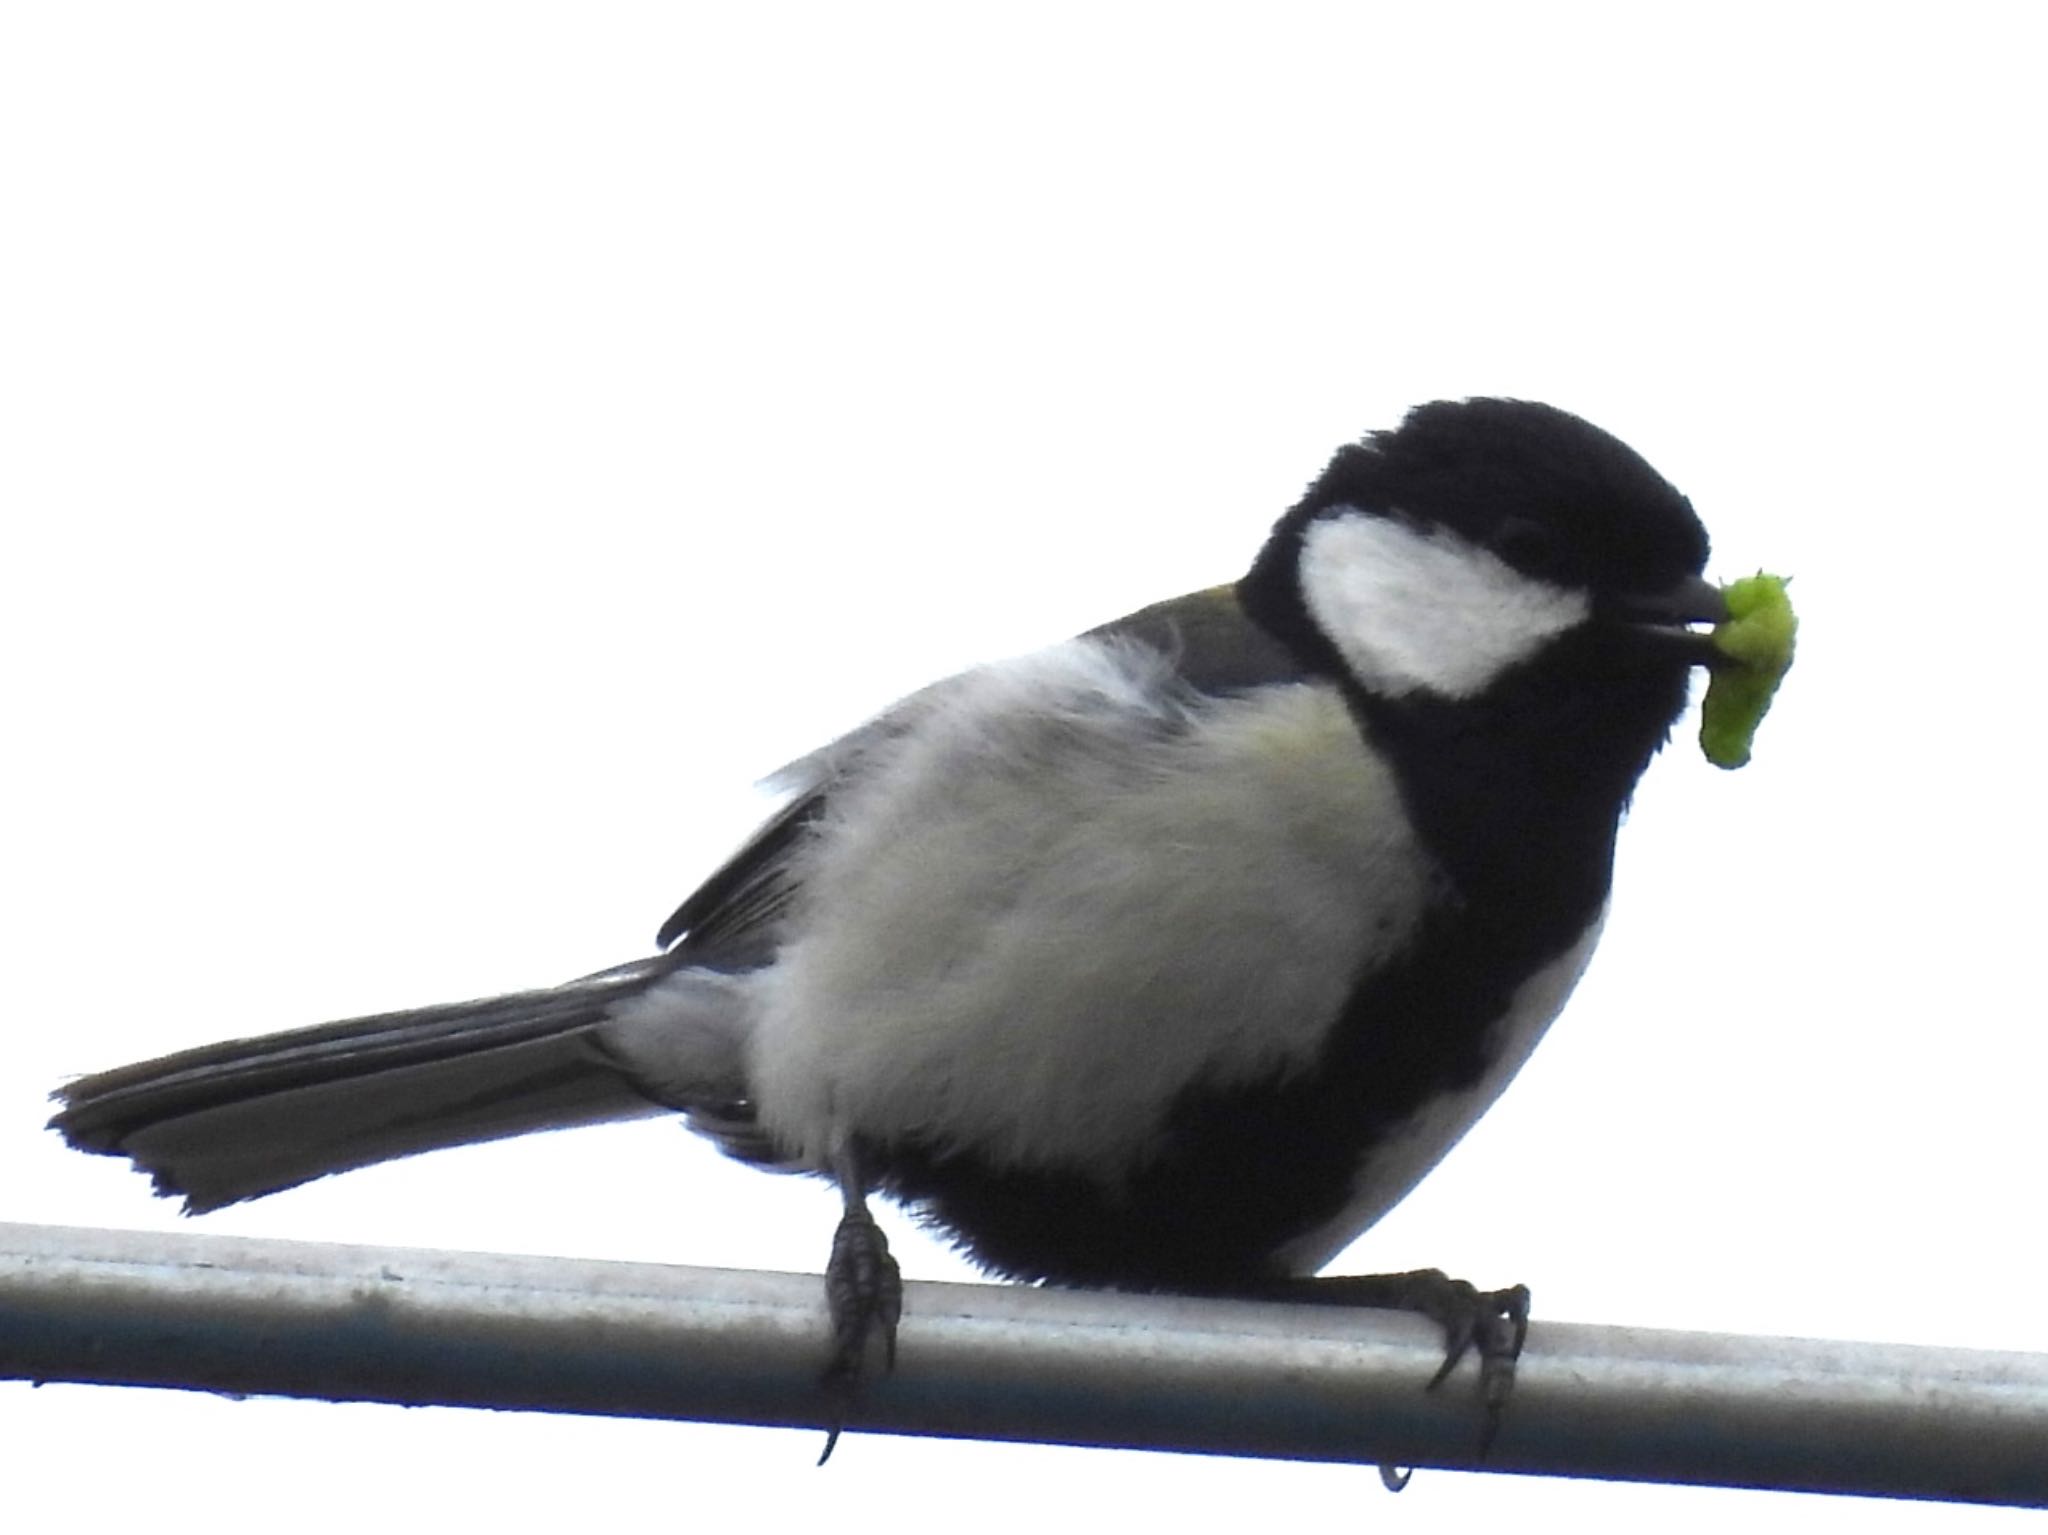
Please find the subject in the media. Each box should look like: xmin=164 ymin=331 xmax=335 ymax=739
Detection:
xmin=1424 ymin=1280 xmax=1530 ymax=1396
xmin=1240 ymin=1268 xmax=1532 ymax=1459
xmin=1423 ymin=1280 xmax=1529 ymax=1456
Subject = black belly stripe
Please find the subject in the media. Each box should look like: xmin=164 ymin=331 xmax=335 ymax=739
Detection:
xmin=865 ymin=890 xmax=1598 ymax=1289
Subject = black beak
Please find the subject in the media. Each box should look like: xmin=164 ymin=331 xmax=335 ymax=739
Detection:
xmin=1602 ymin=575 xmax=1727 ymax=665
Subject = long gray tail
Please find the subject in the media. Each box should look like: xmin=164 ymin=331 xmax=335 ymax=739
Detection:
xmin=50 ymin=956 xmax=753 ymax=1212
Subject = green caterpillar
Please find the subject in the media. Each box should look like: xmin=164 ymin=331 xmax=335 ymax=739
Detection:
xmin=1700 ymin=573 xmax=1797 ymax=770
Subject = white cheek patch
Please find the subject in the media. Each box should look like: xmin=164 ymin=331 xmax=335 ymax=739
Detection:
xmin=1299 ymin=510 xmax=1591 ymax=699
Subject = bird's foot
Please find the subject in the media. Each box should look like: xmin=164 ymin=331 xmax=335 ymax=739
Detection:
xmin=1253 ymin=1268 xmax=1530 ymax=1456
xmin=817 ymin=1200 xmax=902 ymax=1463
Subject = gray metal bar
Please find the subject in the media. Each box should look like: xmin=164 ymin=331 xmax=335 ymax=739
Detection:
xmin=1 ymin=1220 xmax=2041 ymax=1504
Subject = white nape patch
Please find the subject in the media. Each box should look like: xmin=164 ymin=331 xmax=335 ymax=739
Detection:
xmin=1272 ymin=909 xmax=1608 ymax=1276
xmin=1299 ymin=509 xmax=1591 ymax=699
xmin=745 ymin=636 xmax=1444 ymax=1176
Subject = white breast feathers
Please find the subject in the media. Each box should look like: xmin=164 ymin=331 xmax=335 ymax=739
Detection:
xmin=744 ymin=636 xmax=1444 ymax=1176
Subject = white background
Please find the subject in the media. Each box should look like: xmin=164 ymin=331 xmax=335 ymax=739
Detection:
xmin=3 ymin=4 xmax=2043 ymax=1529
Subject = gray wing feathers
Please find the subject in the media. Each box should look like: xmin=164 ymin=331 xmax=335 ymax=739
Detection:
xmin=656 ymin=793 xmax=820 ymax=955
xmin=1087 ymin=584 xmax=1310 ymax=695
xmin=651 ymin=585 xmax=1306 ymax=958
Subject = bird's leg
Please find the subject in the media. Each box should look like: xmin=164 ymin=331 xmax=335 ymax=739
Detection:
xmin=817 ymin=1146 xmax=902 ymax=1463
xmin=1243 ymin=1269 xmax=1530 ymax=1454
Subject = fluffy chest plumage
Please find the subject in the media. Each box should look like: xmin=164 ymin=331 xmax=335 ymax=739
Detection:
xmin=745 ymin=637 xmax=1444 ymax=1174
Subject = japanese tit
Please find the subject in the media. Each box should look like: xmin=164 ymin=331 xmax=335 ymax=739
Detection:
xmin=52 ymin=397 xmax=1730 ymax=1430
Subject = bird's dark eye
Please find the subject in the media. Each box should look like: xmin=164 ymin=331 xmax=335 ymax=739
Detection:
xmin=1490 ymin=517 xmax=1569 ymax=578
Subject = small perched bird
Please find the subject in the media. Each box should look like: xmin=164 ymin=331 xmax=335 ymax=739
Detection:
xmin=53 ymin=398 xmax=1732 ymax=1449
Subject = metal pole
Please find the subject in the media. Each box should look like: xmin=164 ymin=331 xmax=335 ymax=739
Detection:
xmin=1 ymin=1220 xmax=2041 ymax=1505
